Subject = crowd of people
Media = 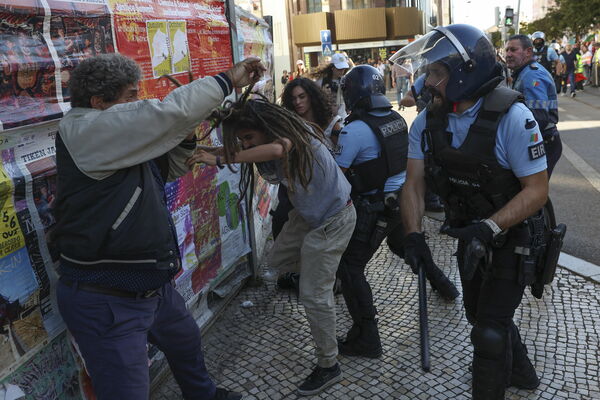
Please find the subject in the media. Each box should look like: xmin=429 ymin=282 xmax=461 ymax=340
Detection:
xmin=497 ymin=32 xmax=600 ymax=97
xmin=52 ymin=23 xmax=570 ymax=400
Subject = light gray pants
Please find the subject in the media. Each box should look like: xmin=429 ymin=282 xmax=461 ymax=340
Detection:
xmin=269 ymin=203 xmax=356 ymax=367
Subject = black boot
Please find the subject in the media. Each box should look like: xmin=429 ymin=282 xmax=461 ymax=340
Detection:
xmin=338 ymin=318 xmax=382 ymax=358
xmin=509 ymin=328 xmax=540 ymax=389
xmin=426 ymin=263 xmax=459 ymax=301
xmin=472 ymin=356 xmax=508 ymax=400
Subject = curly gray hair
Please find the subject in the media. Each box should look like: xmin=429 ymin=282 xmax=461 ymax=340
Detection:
xmin=69 ymin=53 xmax=141 ymax=108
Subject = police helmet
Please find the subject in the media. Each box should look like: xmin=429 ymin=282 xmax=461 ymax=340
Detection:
xmin=531 ymin=31 xmax=545 ymax=49
xmin=389 ymin=24 xmax=499 ymax=103
xmin=340 ymin=65 xmax=391 ymax=111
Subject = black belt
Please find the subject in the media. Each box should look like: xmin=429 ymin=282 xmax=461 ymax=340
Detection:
xmin=59 ymin=276 xmax=160 ymax=299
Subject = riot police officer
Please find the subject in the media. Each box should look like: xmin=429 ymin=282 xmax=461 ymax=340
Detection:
xmin=392 ymin=24 xmax=558 ymax=399
xmin=506 ymin=34 xmax=562 ymax=177
xmin=530 ymin=31 xmax=558 ymax=74
xmin=335 ymin=66 xmax=458 ymax=358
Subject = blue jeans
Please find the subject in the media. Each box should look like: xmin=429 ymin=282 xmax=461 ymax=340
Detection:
xmin=395 ymin=76 xmax=410 ymax=104
xmin=565 ymin=71 xmax=576 ymax=93
xmin=57 ymin=280 xmax=216 ymax=400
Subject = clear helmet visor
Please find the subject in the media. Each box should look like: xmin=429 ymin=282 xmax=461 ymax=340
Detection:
xmin=389 ymin=27 xmax=497 ymax=102
xmin=390 ymin=30 xmax=469 ymax=86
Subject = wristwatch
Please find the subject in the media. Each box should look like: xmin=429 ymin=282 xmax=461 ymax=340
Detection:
xmin=482 ymin=218 xmax=503 ymax=237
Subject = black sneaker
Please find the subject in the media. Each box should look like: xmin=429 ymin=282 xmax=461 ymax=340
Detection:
xmin=213 ymin=388 xmax=242 ymax=400
xmin=297 ymin=364 xmax=343 ymax=396
xmin=571 ymin=92 xmax=576 ymax=98
xmin=276 ymin=272 xmax=300 ymax=291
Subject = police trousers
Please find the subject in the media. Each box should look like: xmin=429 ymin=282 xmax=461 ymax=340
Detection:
xmin=457 ymin=239 xmax=529 ymax=387
xmin=56 ymin=280 xmax=215 ymax=400
xmin=337 ymin=195 xmax=402 ymax=322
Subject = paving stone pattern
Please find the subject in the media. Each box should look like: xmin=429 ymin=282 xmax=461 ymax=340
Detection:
xmin=152 ymin=217 xmax=600 ymax=399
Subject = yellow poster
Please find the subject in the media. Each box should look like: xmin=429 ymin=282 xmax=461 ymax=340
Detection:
xmin=169 ymin=20 xmax=190 ymax=74
xmin=0 ymin=165 xmax=25 ymax=258
xmin=147 ymin=20 xmax=172 ymax=78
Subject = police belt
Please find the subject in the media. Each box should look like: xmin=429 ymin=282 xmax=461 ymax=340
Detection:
xmin=476 ymin=222 xmax=551 ymax=281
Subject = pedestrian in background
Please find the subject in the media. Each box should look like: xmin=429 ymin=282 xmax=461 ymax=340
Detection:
xmin=53 ymin=53 xmax=264 ymax=400
xmin=391 ymin=58 xmax=413 ymax=110
xmin=560 ymin=44 xmax=577 ymax=97
xmin=294 ymin=59 xmax=306 ymax=79
xmin=281 ymin=69 xmax=289 ymax=86
xmin=188 ymin=98 xmax=356 ymax=397
xmin=581 ymin=44 xmax=592 ymax=86
xmin=312 ymin=52 xmax=350 ymax=119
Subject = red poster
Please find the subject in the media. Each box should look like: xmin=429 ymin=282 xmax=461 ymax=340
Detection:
xmin=110 ymin=0 xmax=233 ymax=100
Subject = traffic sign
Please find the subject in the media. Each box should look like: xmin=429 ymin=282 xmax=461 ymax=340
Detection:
xmin=320 ymin=29 xmax=332 ymax=56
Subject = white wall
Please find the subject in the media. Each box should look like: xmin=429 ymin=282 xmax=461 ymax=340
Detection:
xmin=262 ymin=0 xmax=291 ymax=98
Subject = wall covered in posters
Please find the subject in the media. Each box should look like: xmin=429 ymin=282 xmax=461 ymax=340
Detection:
xmin=0 ymin=0 xmax=271 ymax=398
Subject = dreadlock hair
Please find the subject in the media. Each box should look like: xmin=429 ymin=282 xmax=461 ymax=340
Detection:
xmin=209 ymin=94 xmax=325 ymax=202
xmin=281 ymin=77 xmax=334 ymax=130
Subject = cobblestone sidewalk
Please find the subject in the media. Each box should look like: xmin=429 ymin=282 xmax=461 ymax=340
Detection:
xmin=152 ymin=217 xmax=600 ymax=400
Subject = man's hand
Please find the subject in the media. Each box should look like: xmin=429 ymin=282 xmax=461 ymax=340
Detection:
xmin=186 ymin=150 xmax=217 ymax=168
xmin=442 ymin=222 xmax=494 ymax=245
xmin=404 ymin=232 xmax=434 ymax=274
xmin=225 ymin=57 xmax=266 ymax=88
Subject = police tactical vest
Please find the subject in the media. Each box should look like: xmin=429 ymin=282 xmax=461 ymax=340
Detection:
xmin=423 ymin=87 xmax=524 ymax=226
xmin=534 ymin=45 xmax=552 ymax=73
xmin=346 ymin=110 xmax=408 ymax=193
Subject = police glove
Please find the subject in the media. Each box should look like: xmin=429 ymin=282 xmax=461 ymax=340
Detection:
xmin=403 ymin=232 xmax=434 ymax=275
xmin=442 ymin=222 xmax=494 ymax=245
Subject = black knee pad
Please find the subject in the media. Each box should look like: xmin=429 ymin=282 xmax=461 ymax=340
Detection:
xmin=471 ymin=323 xmax=509 ymax=359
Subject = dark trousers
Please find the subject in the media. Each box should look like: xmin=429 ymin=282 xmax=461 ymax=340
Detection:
xmin=57 ymin=280 xmax=215 ymax=400
xmin=544 ymin=134 xmax=563 ymax=178
xmin=457 ymin=241 xmax=527 ymax=394
xmin=337 ymin=198 xmax=402 ymax=322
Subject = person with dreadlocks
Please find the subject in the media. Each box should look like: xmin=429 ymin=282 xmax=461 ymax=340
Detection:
xmin=271 ymin=77 xmax=344 ymax=291
xmin=187 ymin=97 xmax=356 ymax=397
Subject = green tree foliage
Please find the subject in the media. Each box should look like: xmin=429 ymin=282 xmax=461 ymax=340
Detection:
xmin=522 ymin=0 xmax=600 ymax=40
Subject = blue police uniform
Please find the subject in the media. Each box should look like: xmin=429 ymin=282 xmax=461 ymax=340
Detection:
xmin=410 ymin=97 xmax=548 ymax=393
xmin=409 ymin=99 xmax=547 ymax=176
xmin=334 ymin=110 xmax=404 ymax=328
xmin=336 ymin=111 xmax=406 ymax=191
xmin=512 ymin=60 xmax=562 ymax=176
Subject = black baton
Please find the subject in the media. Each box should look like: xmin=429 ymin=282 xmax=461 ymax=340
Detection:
xmin=417 ymin=261 xmax=431 ymax=372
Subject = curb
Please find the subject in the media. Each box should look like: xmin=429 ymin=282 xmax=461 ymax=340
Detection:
xmin=558 ymin=252 xmax=600 ymax=284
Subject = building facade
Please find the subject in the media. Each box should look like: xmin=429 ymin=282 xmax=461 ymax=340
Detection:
xmin=288 ymin=0 xmax=451 ymax=70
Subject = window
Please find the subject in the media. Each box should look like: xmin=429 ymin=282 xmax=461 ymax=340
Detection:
xmin=307 ymin=0 xmax=330 ymax=13
xmin=342 ymin=0 xmax=373 ymax=10
xmin=307 ymin=0 xmax=322 ymax=13
xmin=385 ymin=0 xmax=405 ymax=6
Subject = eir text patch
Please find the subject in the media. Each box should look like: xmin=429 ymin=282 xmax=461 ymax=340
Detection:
xmin=528 ymin=142 xmax=546 ymax=160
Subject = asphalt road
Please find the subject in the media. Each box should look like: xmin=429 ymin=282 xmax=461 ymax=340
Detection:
xmin=551 ymin=87 xmax=600 ymax=266
xmin=389 ymin=85 xmax=600 ymax=267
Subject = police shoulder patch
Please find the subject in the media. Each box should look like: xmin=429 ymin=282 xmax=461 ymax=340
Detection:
xmin=525 ymin=119 xmax=537 ymax=129
xmin=528 ymin=142 xmax=546 ymax=160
